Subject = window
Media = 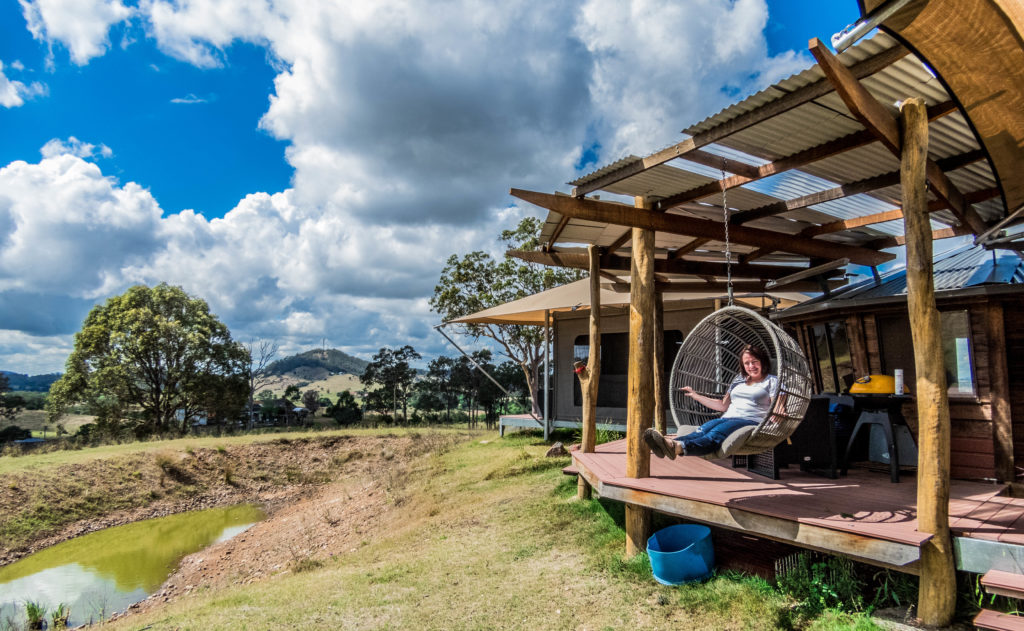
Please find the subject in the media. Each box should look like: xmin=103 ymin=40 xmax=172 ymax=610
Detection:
xmin=573 ymin=330 xmax=682 ymax=407
xmin=877 ymin=310 xmax=975 ymax=397
xmin=941 ymin=310 xmax=975 ymax=396
xmin=810 ymin=320 xmax=855 ymax=393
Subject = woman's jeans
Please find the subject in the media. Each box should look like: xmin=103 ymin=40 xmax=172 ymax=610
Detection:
xmin=674 ymin=417 xmax=757 ymax=456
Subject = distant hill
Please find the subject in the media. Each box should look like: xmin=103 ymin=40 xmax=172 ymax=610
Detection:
xmin=1 ymin=371 xmax=62 ymax=392
xmin=265 ymin=349 xmax=369 ymax=381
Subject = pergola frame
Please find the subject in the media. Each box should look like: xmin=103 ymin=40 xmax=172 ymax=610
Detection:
xmin=510 ymin=3 xmax=1024 ymax=626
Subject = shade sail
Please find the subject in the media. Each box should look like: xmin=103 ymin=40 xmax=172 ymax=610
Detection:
xmin=447 ymin=279 xmax=810 ymax=326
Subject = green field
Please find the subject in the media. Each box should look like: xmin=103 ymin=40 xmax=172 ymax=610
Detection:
xmin=0 ymin=429 xmax=935 ymax=630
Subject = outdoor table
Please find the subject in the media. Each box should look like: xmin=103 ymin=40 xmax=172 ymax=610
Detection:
xmin=840 ymin=393 xmax=915 ymax=483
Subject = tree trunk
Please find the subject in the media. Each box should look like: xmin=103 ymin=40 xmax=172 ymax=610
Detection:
xmin=577 ymin=244 xmax=602 ymax=500
xmin=625 ymin=198 xmax=655 ymax=558
xmin=902 ymin=97 xmax=955 ymax=627
xmin=653 ymin=290 xmax=666 ymax=434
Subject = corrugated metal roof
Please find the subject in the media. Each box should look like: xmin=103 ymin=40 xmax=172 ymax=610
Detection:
xmin=804 ymin=246 xmax=1024 ymax=303
xmin=532 ymin=31 xmax=1012 ymax=294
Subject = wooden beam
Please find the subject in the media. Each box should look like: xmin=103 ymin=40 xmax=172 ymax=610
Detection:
xmin=571 ymin=44 xmax=909 ymax=197
xmin=765 ymin=258 xmax=849 ymax=290
xmin=657 ymin=129 xmax=876 ymax=211
xmin=810 ymin=38 xmax=988 ymax=236
xmin=507 ymin=248 xmax=840 ymax=281
xmin=655 ymin=280 xmax=841 ymax=293
xmin=901 ymin=97 xmax=955 ymax=627
xmin=605 ymin=230 xmax=632 ymax=253
xmin=865 ymin=225 xmax=972 ymax=250
xmin=668 ymin=238 xmax=710 ymax=260
xmin=511 ymin=188 xmax=895 ymax=266
xmin=576 ymin=244 xmax=602 ymax=500
xmin=682 ymin=149 xmax=761 ymax=179
xmin=544 ymin=214 xmax=571 ymax=252
xmin=736 ymin=147 xmax=982 ymax=227
xmin=625 ymin=197 xmax=654 ymax=558
xmin=653 ymin=291 xmax=666 ymax=434
xmin=602 ymin=279 xmax=841 ymax=294
xmin=801 ymin=186 xmax=998 ymax=238
xmin=655 ymin=101 xmax=956 ymax=214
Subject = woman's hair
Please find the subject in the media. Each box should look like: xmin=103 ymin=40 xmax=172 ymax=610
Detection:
xmin=739 ymin=344 xmax=771 ymax=376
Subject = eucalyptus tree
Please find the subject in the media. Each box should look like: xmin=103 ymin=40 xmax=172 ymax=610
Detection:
xmin=431 ymin=217 xmax=583 ymax=416
xmin=47 ymin=283 xmax=249 ymax=435
xmin=360 ymin=345 xmax=421 ymax=421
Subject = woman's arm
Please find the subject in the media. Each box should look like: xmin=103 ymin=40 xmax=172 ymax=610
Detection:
xmin=679 ymin=386 xmax=729 ymax=413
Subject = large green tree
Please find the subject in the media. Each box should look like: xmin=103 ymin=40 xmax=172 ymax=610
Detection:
xmin=360 ymin=345 xmax=421 ymax=421
xmin=431 ymin=217 xmax=583 ymax=416
xmin=47 ymin=283 xmax=250 ymax=435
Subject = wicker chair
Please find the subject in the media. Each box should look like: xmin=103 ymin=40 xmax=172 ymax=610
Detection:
xmin=668 ymin=306 xmax=814 ymax=457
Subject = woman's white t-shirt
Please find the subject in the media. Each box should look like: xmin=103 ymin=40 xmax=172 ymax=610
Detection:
xmin=723 ymin=374 xmax=780 ymax=422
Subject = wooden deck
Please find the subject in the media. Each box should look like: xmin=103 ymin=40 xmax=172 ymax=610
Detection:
xmin=572 ymin=439 xmax=1024 ymax=574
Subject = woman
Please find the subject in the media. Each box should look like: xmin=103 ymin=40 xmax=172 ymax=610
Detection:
xmin=645 ymin=344 xmax=779 ymax=459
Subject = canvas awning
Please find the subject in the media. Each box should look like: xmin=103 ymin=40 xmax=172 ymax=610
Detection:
xmin=448 ymin=278 xmax=810 ymax=326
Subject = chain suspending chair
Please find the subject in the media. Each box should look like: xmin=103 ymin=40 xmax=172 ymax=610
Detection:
xmin=664 ymin=169 xmax=814 ymax=462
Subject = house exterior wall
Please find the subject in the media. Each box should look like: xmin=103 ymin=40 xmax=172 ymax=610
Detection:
xmin=552 ymin=300 xmax=716 ymax=427
xmin=783 ymin=290 xmax=1024 ymax=481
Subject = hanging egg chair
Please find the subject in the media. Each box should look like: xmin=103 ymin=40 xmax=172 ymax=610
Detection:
xmin=668 ymin=305 xmax=814 ymax=457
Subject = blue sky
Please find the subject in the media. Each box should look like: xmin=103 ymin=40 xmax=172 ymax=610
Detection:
xmin=0 ymin=0 xmax=862 ymax=374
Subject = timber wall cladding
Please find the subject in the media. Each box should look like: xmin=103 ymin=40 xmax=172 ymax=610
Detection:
xmin=1005 ymin=299 xmax=1024 ymax=479
xmin=796 ymin=302 xmax=1000 ymax=480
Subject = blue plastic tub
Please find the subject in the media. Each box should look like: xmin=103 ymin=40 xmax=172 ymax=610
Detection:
xmin=647 ymin=524 xmax=715 ymax=585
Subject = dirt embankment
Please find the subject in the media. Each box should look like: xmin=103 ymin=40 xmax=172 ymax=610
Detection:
xmin=0 ymin=432 xmax=457 ymax=568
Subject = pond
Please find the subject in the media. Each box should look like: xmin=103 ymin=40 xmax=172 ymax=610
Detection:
xmin=0 ymin=503 xmax=265 ymax=627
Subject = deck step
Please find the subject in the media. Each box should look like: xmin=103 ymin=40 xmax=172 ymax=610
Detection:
xmin=562 ymin=465 xmax=579 ymax=476
xmin=974 ymin=609 xmax=1024 ymax=631
xmin=982 ymin=570 xmax=1024 ymax=599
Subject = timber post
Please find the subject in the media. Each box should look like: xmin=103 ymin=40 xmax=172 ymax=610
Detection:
xmin=901 ymin=97 xmax=955 ymax=627
xmin=576 ymin=244 xmax=602 ymax=500
xmin=653 ymin=290 xmax=666 ymax=434
xmin=987 ymin=302 xmax=1014 ymax=483
xmin=625 ymin=196 xmax=655 ymax=557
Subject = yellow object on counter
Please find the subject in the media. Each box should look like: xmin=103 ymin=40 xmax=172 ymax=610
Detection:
xmin=848 ymin=374 xmax=910 ymax=394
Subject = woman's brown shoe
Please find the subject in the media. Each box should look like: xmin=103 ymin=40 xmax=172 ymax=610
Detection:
xmin=644 ymin=428 xmax=677 ymax=460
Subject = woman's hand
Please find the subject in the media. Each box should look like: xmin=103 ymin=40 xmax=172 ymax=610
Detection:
xmin=678 ymin=386 xmax=729 ymax=412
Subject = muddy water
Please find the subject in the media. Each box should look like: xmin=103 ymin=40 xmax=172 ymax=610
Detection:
xmin=0 ymin=503 xmax=265 ymax=627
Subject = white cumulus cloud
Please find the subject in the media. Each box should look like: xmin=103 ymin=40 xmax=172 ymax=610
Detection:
xmin=19 ymin=0 xmax=134 ymax=65
xmin=1 ymin=0 xmax=818 ymax=373
xmin=0 ymin=60 xmax=46 ymax=108
xmin=40 ymin=136 xmax=113 ymax=160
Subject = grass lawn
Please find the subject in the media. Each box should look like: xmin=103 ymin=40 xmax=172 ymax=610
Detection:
xmin=67 ymin=430 xmax=889 ymax=631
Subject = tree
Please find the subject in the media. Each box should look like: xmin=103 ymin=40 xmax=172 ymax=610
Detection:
xmin=431 ymin=217 xmax=583 ymax=416
xmin=328 ymin=390 xmax=362 ymax=425
xmin=47 ymin=283 xmax=250 ymax=435
xmin=302 ymin=389 xmax=321 ymax=416
xmin=0 ymin=373 xmax=25 ymax=424
xmin=360 ymin=345 xmax=421 ymax=421
xmin=244 ymin=339 xmax=278 ymax=429
xmin=422 ymin=356 xmax=460 ymax=422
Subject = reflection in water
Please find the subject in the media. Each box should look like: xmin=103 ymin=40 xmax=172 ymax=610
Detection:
xmin=0 ymin=503 xmax=265 ymax=627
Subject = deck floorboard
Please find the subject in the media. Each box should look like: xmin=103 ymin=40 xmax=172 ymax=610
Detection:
xmin=573 ymin=438 xmax=1017 ymax=550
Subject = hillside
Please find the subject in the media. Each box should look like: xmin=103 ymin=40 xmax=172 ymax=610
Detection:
xmin=1 ymin=371 xmax=62 ymax=392
xmin=265 ymin=349 xmax=368 ymax=381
